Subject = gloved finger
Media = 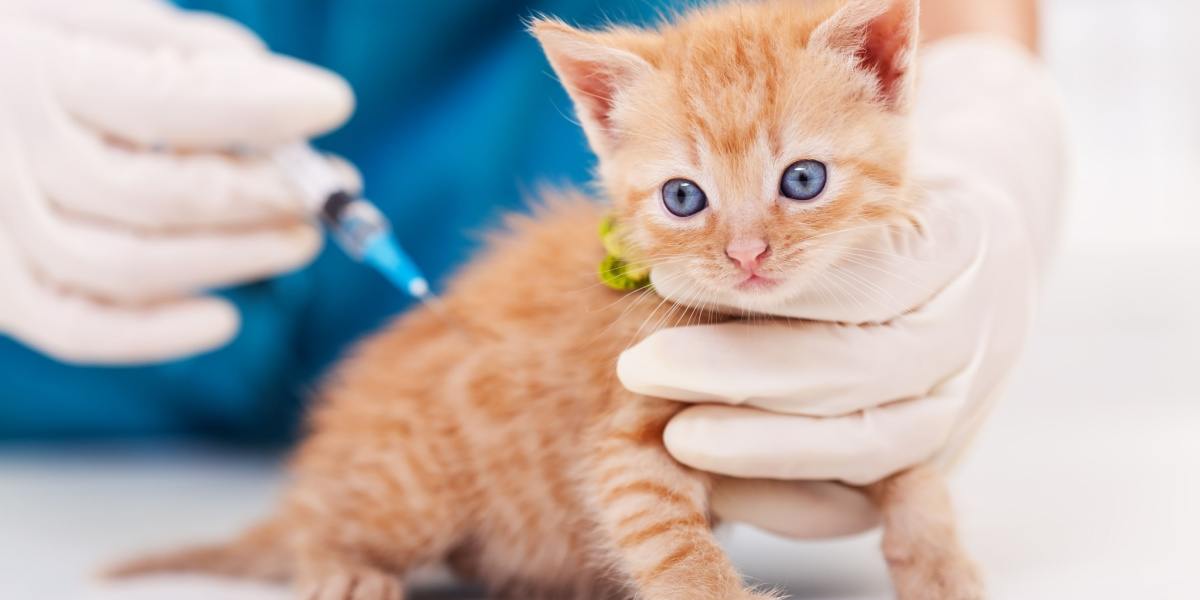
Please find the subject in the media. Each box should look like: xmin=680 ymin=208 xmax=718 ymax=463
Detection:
xmin=710 ymin=478 xmax=879 ymax=539
xmin=1 ymin=0 xmax=265 ymax=53
xmin=619 ymin=270 xmax=982 ymax=416
xmin=3 ymin=282 xmax=239 ymax=365
xmin=30 ymin=116 xmax=358 ymax=229
xmin=662 ymin=394 xmax=962 ymax=486
xmin=51 ymin=31 xmax=353 ymax=148
xmin=651 ymin=188 xmax=985 ymax=324
xmin=326 ymin=153 xmax=364 ymax=195
xmin=5 ymin=195 xmax=321 ymax=302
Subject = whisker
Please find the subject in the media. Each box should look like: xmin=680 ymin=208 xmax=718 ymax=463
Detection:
xmin=826 ymin=264 xmax=904 ymax=315
xmin=833 ymin=253 xmax=937 ymax=298
xmin=818 ymin=266 xmax=874 ymax=315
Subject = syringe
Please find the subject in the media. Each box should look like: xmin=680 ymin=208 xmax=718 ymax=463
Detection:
xmin=273 ymin=143 xmax=434 ymax=303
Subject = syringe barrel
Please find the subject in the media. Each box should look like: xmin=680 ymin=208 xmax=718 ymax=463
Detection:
xmin=273 ymin=142 xmax=433 ymax=302
xmin=324 ymin=197 xmax=391 ymax=259
xmin=272 ymin=143 xmax=349 ymax=212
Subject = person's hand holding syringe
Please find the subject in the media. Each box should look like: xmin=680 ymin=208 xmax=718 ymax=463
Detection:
xmin=0 ymin=0 xmax=362 ymax=364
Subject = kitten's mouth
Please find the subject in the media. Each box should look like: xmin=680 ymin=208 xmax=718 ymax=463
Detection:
xmin=735 ymin=273 xmax=779 ymax=291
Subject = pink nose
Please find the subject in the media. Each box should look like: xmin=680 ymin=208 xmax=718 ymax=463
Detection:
xmin=725 ymin=239 xmax=770 ymax=272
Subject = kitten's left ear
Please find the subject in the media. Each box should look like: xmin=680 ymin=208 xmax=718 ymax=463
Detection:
xmin=531 ymin=18 xmax=657 ymax=157
xmin=810 ymin=0 xmax=920 ymax=112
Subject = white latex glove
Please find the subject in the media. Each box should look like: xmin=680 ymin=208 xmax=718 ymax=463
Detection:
xmin=0 ymin=0 xmax=355 ymax=365
xmin=618 ymin=37 xmax=1066 ymax=538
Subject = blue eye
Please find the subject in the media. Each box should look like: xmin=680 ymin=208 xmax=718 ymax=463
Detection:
xmin=662 ymin=178 xmax=708 ymax=217
xmin=780 ymin=160 xmax=827 ymax=201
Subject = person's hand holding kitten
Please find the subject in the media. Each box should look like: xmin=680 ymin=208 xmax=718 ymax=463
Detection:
xmin=620 ymin=33 xmax=1066 ymax=538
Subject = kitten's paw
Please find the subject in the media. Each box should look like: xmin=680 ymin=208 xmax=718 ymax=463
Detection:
xmin=298 ymin=569 xmax=403 ymax=600
xmin=891 ymin=557 xmax=984 ymax=600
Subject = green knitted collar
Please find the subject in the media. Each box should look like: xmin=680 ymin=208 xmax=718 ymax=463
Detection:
xmin=598 ymin=214 xmax=650 ymax=292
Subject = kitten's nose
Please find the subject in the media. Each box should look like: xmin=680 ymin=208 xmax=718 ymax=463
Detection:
xmin=725 ymin=239 xmax=770 ymax=272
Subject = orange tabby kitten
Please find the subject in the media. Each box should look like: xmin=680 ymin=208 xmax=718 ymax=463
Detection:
xmin=113 ymin=1 xmax=982 ymax=598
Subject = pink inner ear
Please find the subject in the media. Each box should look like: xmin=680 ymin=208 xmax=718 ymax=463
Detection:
xmin=859 ymin=4 xmax=916 ymax=109
xmin=534 ymin=20 xmax=656 ymax=152
xmin=813 ymin=0 xmax=919 ymax=110
xmin=570 ymin=67 xmax=620 ymax=133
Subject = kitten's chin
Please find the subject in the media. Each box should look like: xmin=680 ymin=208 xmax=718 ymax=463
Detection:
xmin=650 ymin=263 xmax=807 ymax=316
xmin=719 ymin=284 xmax=803 ymax=314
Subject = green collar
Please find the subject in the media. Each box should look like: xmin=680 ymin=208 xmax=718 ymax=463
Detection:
xmin=598 ymin=214 xmax=651 ymax=292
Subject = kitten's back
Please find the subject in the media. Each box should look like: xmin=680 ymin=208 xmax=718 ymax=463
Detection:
xmin=285 ymin=189 xmax=717 ymax=594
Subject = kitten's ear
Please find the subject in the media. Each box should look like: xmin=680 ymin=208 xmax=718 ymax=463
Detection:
xmin=531 ymin=18 xmax=656 ymax=155
xmin=810 ymin=0 xmax=920 ymax=111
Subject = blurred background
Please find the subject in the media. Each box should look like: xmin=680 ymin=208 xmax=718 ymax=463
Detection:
xmin=2 ymin=0 xmax=1198 ymax=598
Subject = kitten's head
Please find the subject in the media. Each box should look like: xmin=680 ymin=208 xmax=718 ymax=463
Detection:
xmin=533 ymin=0 xmax=920 ymax=311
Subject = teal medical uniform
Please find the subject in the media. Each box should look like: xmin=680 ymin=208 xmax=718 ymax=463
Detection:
xmin=0 ymin=1 xmax=663 ymax=442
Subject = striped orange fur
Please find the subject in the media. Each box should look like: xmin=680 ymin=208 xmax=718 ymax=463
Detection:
xmin=111 ymin=2 xmax=982 ymax=599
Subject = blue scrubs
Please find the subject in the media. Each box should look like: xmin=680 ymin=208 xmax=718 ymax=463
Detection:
xmin=0 ymin=1 xmax=663 ymax=442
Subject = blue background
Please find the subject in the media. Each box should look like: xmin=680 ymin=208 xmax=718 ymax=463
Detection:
xmin=0 ymin=0 xmax=664 ymax=442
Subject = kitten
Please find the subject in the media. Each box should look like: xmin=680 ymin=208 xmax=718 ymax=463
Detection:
xmin=112 ymin=1 xmax=982 ymax=598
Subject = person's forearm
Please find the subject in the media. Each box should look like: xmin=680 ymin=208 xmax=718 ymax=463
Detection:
xmin=919 ymin=0 xmax=1063 ymax=263
xmin=921 ymin=0 xmax=1039 ymax=53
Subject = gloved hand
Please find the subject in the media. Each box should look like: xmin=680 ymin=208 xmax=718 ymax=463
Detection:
xmin=620 ymin=186 xmax=1037 ymax=538
xmin=618 ymin=37 xmax=1065 ymax=538
xmin=0 ymin=0 xmax=354 ymax=365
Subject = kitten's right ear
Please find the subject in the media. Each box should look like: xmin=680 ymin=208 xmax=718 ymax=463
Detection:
xmin=531 ymin=18 xmax=656 ymax=156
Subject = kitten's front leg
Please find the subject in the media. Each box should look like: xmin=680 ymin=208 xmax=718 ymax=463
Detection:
xmin=866 ymin=466 xmax=985 ymax=600
xmin=584 ymin=398 xmax=777 ymax=600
